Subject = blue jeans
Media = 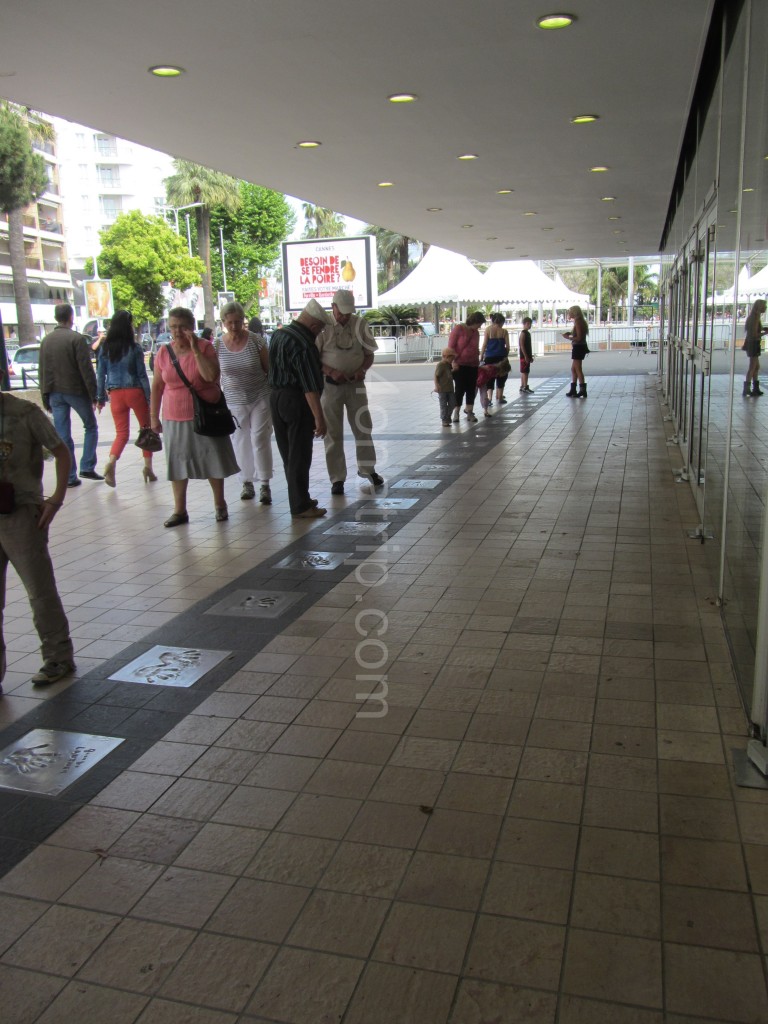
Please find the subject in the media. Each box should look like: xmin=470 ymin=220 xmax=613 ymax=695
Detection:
xmin=49 ymin=392 xmax=98 ymax=481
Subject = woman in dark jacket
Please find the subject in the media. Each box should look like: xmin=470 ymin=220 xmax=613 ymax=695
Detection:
xmin=97 ymin=310 xmax=156 ymax=486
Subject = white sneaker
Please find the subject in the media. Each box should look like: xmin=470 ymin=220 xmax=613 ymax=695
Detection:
xmin=451 ymin=410 xmax=460 ymax=422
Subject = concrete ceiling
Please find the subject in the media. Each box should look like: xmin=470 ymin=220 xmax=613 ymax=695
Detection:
xmin=0 ymin=0 xmax=713 ymax=263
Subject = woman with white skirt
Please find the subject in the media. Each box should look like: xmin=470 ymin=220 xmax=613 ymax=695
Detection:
xmin=217 ymin=301 xmax=273 ymax=504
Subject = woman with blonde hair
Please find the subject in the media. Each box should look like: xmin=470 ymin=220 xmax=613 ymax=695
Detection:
xmin=742 ymin=299 xmax=768 ymax=397
xmin=563 ymin=305 xmax=589 ymax=398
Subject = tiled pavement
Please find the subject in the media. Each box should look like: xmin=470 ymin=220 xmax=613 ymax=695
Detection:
xmin=0 ymin=370 xmax=767 ymax=1023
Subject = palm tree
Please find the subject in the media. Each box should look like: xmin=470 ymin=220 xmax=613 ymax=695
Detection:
xmin=165 ymin=160 xmax=241 ymax=328
xmin=301 ymin=203 xmax=346 ymax=239
xmin=364 ymin=226 xmax=429 ymax=289
xmin=0 ymin=104 xmax=53 ymax=345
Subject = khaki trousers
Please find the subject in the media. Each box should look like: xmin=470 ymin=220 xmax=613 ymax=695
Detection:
xmin=321 ymin=381 xmax=377 ymax=483
xmin=0 ymin=503 xmax=73 ymax=676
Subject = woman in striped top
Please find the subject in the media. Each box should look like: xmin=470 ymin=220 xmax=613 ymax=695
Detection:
xmin=218 ymin=301 xmax=273 ymax=504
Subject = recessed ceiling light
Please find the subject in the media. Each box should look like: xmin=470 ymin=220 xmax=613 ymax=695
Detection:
xmin=590 ymin=166 xmax=609 ymax=172
xmin=571 ymin=114 xmax=599 ymax=124
xmin=743 ymin=187 xmax=754 ymax=192
xmin=729 ymin=208 xmax=738 ymax=213
xmin=377 ymin=182 xmax=394 ymax=187
xmin=461 ymin=224 xmax=474 ymax=229
xmin=608 ymin=215 xmax=620 ymax=220
xmin=388 ymin=93 xmax=417 ymax=103
xmin=297 ymin=140 xmax=321 ymax=148
xmin=496 ymin=189 xmax=514 ymax=195
xmin=426 ymin=207 xmax=442 ymax=212
xmin=537 ymin=13 xmax=575 ymax=29
xmin=601 ymin=196 xmax=616 ymax=202
xmin=523 ymin=211 xmax=537 ymax=216
xmin=613 ymin=229 xmax=622 ymax=234
xmin=457 ymin=153 xmax=479 ymax=160
xmin=542 ymin=226 xmax=554 ymax=231
xmin=149 ymin=65 xmax=185 ymax=77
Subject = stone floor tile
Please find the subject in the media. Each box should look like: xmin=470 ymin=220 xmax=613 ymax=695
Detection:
xmin=342 ymin=961 xmax=456 ymax=1024
xmin=206 ymin=876 xmax=309 ymax=943
xmin=346 ymin=799 xmax=430 ymax=849
xmin=246 ymin=946 xmax=364 ymax=1023
xmin=3 ymin=902 xmax=118 ymax=976
xmin=173 ymin=822 xmax=268 ymax=875
xmin=397 ymin=851 xmax=490 ymax=911
xmin=664 ymin=943 xmax=768 ymax=1022
xmin=160 ymin=932 xmax=276 ymax=1013
xmin=108 ymin=814 xmax=201 ymax=865
xmin=367 ymin=765 xmax=444 ymax=806
xmin=562 ymin=929 xmax=662 ymax=1007
xmin=657 ymin=730 xmax=725 ymax=763
xmin=557 ymin=996 xmax=662 ymax=1023
xmin=275 ymin=791 xmax=361 ymax=839
xmin=243 ymin=831 xmax=338 ymax=887
xmin=287 ymin=888 xmax=390 ymax=957
xmin=46 ymin=805 xmax=139 ymax=851
xmin=418 ymin=807 xmax=502 ymax=858
xmin=34 ymin=981 xmax=149 ymax=1024
xmin=0 ymin=964 xmax=66 ymax=1023
xmin=211 ymin=785 xmax=295 ymax=830
xmin=0 ymin=844 xmax=98 ymax=900
xmin=60 ymin=855 xmax=163 ymax=914
xmin=578 ymin=827 xmax=660 ymax=881
xmin=77 ymin=917 xmax=196 ymax=993
xmin=662 ymin=885 xmax=759 ymax=950
xmin=241 ymin=752 xmax=320 ymax=791
xmin=661 ymin=836 xmax=748 ymax=890
xmin=130 ymin=866 xmax=235 ymax=928
xmin=319 ymin=841 xmax=410 ymax=898
xmin=372 ymin=901 xmax=474 ymax=973
xmin=571 ymin=872 xmax=660 ymax=937
xmin=507 ymin=779 xmax=584 ymax=823
xmin=136 ymin=1000 xmax=237 ymax=1023
xmin=449 ymin=980 xmax=557 ymax=1024
xmin=483 ymin=861 xmax=572 ymax=923
xmin=465 ymin=914 xmax=565 ymax=990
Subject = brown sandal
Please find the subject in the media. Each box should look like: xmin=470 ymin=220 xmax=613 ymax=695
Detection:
xmin=215 ymin=505 xmax=229 ymax=522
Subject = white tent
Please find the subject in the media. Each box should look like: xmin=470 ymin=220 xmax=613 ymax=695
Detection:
xmin=476 ymin=260 xmax=589 ymax=306
xmin=716 ymin=264 xmax=768 ymax=304
xmin=377 ymin=246 xmax=487 ymax=304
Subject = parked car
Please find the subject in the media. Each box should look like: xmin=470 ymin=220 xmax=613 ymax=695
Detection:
xmin=9 ymin=344 xmax=41 ymax=388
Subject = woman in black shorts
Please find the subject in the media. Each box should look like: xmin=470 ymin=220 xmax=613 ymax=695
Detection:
xmin=742 ymin=299 xmax=768 ymax=397
xmin=563 ymin=305 xmax=589 ymax=398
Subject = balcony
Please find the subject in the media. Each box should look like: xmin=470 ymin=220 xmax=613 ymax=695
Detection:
xmin=43 ymin=258 xmax=67 ymax=273
xmin=38 ymin=218 xmax=63 ymax=234
xmin=33 ymin=139 xmax=55 ymax=156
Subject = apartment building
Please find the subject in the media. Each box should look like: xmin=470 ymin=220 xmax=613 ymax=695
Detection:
xmin=0 ymin=121 xmax=72 ymax=340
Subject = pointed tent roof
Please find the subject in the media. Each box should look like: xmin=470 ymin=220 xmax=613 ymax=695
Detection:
xmin=715 ymin=264 xmax=767 ymax=303
xmin=476 ymin=260 xmax=589 ymax=305
xmin=377 ymin=246 xmax=486 ymax=304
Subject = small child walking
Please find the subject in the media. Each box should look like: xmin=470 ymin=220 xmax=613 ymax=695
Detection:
xmin=434 ymin=347 xmax=457 ymax=425
xmin=476 ymin=362 xmax=499 ymax=416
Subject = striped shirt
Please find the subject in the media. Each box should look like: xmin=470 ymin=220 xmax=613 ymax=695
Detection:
xmin=217 ymin=332 xmax=269 ymax=405
xmin=267 ymin=322 xmax=324 ymax=394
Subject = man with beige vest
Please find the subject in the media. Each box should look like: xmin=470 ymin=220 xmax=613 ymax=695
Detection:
xmin=315 ymin=289 xmax=384 ymax=495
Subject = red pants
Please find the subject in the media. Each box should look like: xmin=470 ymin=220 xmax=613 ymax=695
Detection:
xmin=108 ymin=388 xmax=151 ymax=460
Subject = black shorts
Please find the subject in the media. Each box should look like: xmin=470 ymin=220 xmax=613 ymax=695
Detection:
xmin=519 ymin=359 xmax=532 ymax=374
xmin=571 ymin=343 xmax=589 ymax=361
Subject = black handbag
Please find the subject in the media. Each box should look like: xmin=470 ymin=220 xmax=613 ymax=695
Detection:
xmin=134 ymin=426 xmax=163 ymax=452
xmin=166 ymin=344 xmax=237 ymax=438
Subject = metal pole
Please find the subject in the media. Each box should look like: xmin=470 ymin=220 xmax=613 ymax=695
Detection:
xmin=185 ymin=214 xmax=192 ymax=256
xmin=93 ymin=255 xmax=99 ymax=279
xmin=219 ymin=225 xmax=227 ymax=291
xmin=628 ymin=256 xmax=635 ymax=327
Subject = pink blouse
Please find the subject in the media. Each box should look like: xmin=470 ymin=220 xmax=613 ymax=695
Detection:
xmin=448 ymin=324 xmax=481 ymax=366
xmin=155 ymin=341 xmax=222 ymax=422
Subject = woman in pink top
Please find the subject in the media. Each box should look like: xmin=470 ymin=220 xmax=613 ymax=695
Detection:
xmin=150 ymin=306 xmax=239 ymax=527
xmin=448 ymin=312 xmax=486 ymax=422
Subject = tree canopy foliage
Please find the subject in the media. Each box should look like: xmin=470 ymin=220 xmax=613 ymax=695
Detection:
xmin=87 ymin=211 xmax=204 ymax=324
xmin=210 ymin=182 xmax=295 ymax=311
xmin=165 ymin=160 xmax=241 ymax=328
xmin=0 ymin=104 xmax=48 ymax=214
xmin=301 ymin=203 xmax=346 ymax=239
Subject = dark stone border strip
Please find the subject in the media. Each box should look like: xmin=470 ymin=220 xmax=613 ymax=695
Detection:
xmin=0 ymin=380 xmax=567 ymax=876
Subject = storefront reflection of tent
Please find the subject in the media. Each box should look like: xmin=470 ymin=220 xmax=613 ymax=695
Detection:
xmin=716 ymin=263 xmax=768 ymax=304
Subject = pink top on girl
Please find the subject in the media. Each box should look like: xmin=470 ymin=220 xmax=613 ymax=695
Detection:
xmin=155 ymin=341 xmax=222 ymax=422
xmin=448 ymin=323 xmax=481 ymax=366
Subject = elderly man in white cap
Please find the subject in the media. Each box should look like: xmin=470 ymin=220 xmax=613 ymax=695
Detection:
xmin=316 ymin=289 xmax=384 ymax=495
xmin=267 ymin=300 xmax=330 ymax=518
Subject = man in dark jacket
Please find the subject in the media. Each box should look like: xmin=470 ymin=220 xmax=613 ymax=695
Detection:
xmin=39 ymin=303 xmax=102 ymax=485
xmin=268 ymin=299 xmax=329 ymax=518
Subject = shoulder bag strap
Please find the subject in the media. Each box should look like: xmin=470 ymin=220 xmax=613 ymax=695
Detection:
xmin=166 ymin=343 xmax=196 ymax=393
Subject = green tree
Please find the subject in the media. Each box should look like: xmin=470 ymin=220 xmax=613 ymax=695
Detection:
xmin=301 ymin=203 xmax=346 ymax=239
xmin=0 ymin=104 xmax=51 ymax=345
xmin=86 ymin=211 xmax=204 ymax=325
xmin=210 ymin=183 xmax=295 ymax=311
xmin=165 ymin=161 xmax=241 ymax=328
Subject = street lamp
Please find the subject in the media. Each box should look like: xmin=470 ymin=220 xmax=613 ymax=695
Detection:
xmin=161 ymin=203 xmax=204 ymax=255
